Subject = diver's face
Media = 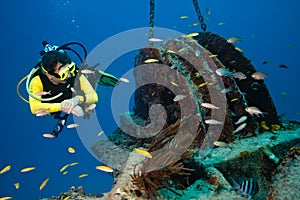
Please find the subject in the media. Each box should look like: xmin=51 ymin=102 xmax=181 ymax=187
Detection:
xmin=46 ymin=62 xmax=68 ymax=85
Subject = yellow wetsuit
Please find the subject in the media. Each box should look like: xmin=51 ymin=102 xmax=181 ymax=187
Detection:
xmin=29 ymin=74 xmax=98 ymax=114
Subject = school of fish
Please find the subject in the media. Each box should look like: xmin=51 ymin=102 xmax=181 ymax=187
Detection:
xmin=2 ymin=9 xmax=291 ymax=200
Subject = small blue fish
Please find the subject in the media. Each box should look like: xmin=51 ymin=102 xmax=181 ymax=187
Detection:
xmin=215 ymin=68 xmax=232 ymax=77
xmin=230 ymin=177 xmax=259 ymax=200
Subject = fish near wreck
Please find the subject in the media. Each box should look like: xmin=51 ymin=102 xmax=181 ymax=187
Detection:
xmin=201 ymin=103 xmax=220 ymax=109
xmin=233 ymin=72 xmax=246 ymax=80
xmin=230 ymin=178 xmax=259 ymax=199
xmin=233 ymin=123 xmax=247 ymax=134
xmin=251 ymin=72 xmax=267 ymax=80
xmin=215 ymin=68 xmax=232 ymax=77
xmin=245 ymin=106 xmax=265 ymax=117
xmin=235 ymin=116 xmax=248 ymax=125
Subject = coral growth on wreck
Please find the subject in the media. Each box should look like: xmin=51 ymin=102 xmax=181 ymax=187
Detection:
xmin=130 ymin=152 xmax=194 ymax=200
xmin=267 ymin=144 xmax=300 ymax=200
xmin=91 ymin=32 xmax=297 ymax=200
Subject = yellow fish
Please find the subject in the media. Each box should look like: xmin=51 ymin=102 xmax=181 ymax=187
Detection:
xmin=63 ymin=171 xmax=68 ymax=175
xmin=166 ymin=49 xmax=176 ymax=54
xmin=144 ymin=58 xmax=159 ymax=63
xmin=171 ymin=81 xmax=179 ymax=86
xmin=63 ymin=196 xmax=71 ymax=200
xmin=96 ymin=165 xmax=114 ymax=173
xmin=69 ymin=162 xmax=79 ymax=166
xmin=20 ymin=167 xmax=36 ymax=173
xmin=180 ymin=15 xmax=189 ymax=19
xmin=184 ymin=32 xmax=199 ymax=37
xmin=14 ymin=182 xmax=20 ymax=189
xmin=231 ymin=98 xmax=239 ymax=102
xmin=98 ymin=130 xmax=104 ymax=136
xmin=78 ymin=174 xmax=88 ymax=178
xmin=0 ymin=197 xmax=12 ymax=200
xmin=39 ymin=177 xmax=49 ymax=190
xmin=209 ymin=54 xmax=218 ymax=58
xmin=178 ymin=47 xmax=186 ymax=53
xmin=0 ymin=165 xmax=11 ymax=174
xmin=133 ymin=148 xmax=153 ymax=158
xmin=68 ymin=147 xmax=76 ymax=154
xmin=235 ymin=47 xmax=244 ymax=53
xmin=199 ymin=82 xmax=209 ymax=87
xmin=59 ymin=164 xmax=70 ymax=172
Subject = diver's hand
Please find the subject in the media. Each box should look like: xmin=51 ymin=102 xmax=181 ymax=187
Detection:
xmin=61 ymin=96 xmax=80 ymax=114
xmin=71 ymin=105 xmax=84 ymax=117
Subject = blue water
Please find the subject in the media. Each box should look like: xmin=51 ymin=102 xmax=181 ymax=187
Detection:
xmin=0 ymin=0 xmax=299 ymax=199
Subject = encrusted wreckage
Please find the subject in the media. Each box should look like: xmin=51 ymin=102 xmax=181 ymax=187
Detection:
xmin=90 ymin=32 xmax=298 ymax=200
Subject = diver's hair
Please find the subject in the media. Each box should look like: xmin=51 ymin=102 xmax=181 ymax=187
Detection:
xmin=41 ymin=50 xmax=71 ymax=72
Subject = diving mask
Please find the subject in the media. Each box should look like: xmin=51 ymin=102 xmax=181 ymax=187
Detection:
xmin=41 ymin=61 xmax=76 ymax=80
xmin=56 ymin=62 xmax=76 ymax=80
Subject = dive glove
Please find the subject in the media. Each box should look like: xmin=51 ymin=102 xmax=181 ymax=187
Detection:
xmin=61 ymin=96 xmax=81 ymax=114
xmin=96 ymin=70 xmax=119 ymax=87
xmin=71 ymin=105 xmax=84 ymax=117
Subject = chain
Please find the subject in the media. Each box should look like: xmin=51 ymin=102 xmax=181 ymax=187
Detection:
xmin=148 ymin=0 xmax=206 ymax=45
xmin=148 ymin=0 xmax=155 ymax=45
xmin=192 ymin=0 xmax=207 ymax=32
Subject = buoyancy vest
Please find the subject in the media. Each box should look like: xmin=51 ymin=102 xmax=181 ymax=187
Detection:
xmin=34 ymin=68 xmax=78 ymax=103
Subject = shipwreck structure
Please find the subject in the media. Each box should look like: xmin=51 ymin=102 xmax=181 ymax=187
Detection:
xmin=90 ymin=0 xmax=299 ymax=199
xmin=88 ymin=31 xmax=300 ymax=200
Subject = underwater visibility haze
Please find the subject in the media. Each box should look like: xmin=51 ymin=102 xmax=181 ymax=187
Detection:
xmin=0 ymin=0 xmax=300 ymax=199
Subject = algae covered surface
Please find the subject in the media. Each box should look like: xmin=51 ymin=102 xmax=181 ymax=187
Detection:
xmin=42 ymin=125 xmax=300 ymax=200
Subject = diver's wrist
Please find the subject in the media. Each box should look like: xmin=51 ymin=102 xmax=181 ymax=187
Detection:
xmin=76 ymin=95 xmax=84 ymax=103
